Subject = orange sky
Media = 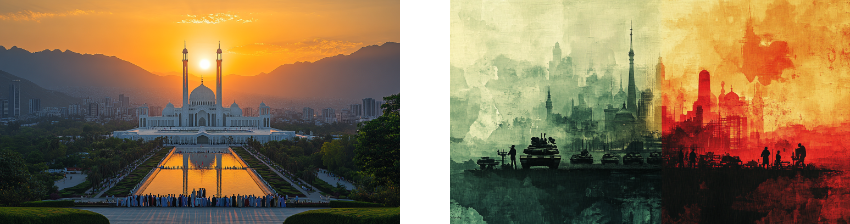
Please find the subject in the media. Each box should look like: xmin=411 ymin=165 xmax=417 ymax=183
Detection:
xmin=661 ymin=0 xmax=850 ymax=131
xmin=0 ymin=0 xmax=399 ymax=77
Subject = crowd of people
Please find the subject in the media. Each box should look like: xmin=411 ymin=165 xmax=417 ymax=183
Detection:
xmin=118 ymin=188 xmax=291 ymax=208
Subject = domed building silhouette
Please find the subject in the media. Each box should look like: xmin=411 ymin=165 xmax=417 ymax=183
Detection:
xmin=114 ymin=42 xmax=294 ymax=144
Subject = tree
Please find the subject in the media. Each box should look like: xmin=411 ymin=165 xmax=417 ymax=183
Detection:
xmin=321 ymin=140 xmax=346 ymax=171
xmin=354 ymin=94 xmax=400 ymax=187
xmin=0 ymin=149 xmax=50 ymax=206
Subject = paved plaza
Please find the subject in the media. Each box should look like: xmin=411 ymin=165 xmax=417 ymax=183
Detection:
xmin=55 ymin=173 xmax=87 ymax=191
xmin=316 ymin=169 xmax=355 ymax=190
xmin=78 ymin=207 xmax=322 ymax=224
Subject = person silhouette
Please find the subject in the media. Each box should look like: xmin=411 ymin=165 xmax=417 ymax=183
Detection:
xmin=508 ymin=145 xmax=517 ymax=169
xmin=688 ymin=149 xmax=696 ymax=168
xmin=775 ymin=150 xmax=781 ymax=168
xmin=761 ymin=147 xmax=770 ymax=169
xmin=796 ymin=143 xmax=807 ymax=166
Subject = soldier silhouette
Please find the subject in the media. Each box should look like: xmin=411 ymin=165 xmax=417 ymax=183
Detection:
xmin=508 ymin=145 xmax=517 ymax=169
xmin=688 ymin=149 xmax=696 ymax=168
xmin=677 ymin=148 xmax=685 ymax=168
xmin=774 ymin=150 xmax=781 ymax=168
xmin=796 ymin=143 xmax=806 ymax=166
xmin=761 ymin=147 xmax=770 ymax=169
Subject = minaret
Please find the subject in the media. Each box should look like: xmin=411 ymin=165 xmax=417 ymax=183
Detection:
xmin=627 ymin=21 xmax=637 ymax=112
xmin=216 ymin=41 xmax=223 ymax=127
xmin=182 ymin=41 xmax=189 ymax=127
xmin=545 ymin=87 xmax=553 ymax=120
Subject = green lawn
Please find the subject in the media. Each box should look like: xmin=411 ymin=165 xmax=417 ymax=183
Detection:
xmin=232 ymin=147 xmax=305 ymax=197
xmin=0 ymin=207 xmax=109 ymax=224
xmin=102 ymin=147 xmax=171 ymax=197
xmin=282 ymin=207 xmax=400 ymax=224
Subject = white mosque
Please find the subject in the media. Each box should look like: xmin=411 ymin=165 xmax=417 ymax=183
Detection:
xmin=114 ymin=42 xmax=295 ymax=144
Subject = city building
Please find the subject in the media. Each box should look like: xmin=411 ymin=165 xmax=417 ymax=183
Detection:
xmin=28 ymin=98 xmax=40 ymax=115
xmin=322 ymin=107 xmax=336 ymax=123
xmin=114 ymin=42 xmax=294 ymax=144
xmin=302 ymin=107 xmax=315 ymax=121
xmin=9 ymin=81 xmax=20 ymax=117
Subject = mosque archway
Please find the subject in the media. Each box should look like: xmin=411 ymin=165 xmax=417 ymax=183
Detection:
xmin=198 ymin=117 xmax=207 ymax=126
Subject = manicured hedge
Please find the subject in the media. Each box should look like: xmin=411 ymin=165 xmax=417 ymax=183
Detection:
xmin=59 ymin=180 xmax=92 ymax=197
xmin=19 ymin=200 xmax=75 ymax=207
xmin=0 ymin=207 xmax=109 ymax=224
xmin=330 ymin=200 xmax=385 ymax=208
xmin=289 ymin=202 xmax=330 ymax=208
xmin=231 ymin=147 xmax=305 ymax=197
xmin=283 ymin=207 xmax=399 ymax=224
xmin=103 ymin=148 xmax=171 ymax=197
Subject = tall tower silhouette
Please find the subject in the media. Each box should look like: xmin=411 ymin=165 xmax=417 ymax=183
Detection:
xmin=216 ymin=42 xmax=223 ymax=127
xmin=627 ymin=21 xmax=637 ymax=112
xmin=545 ymin=87 xmax=553 ymax=120
xmin=182 ymin=41 xmax=189 ymax=127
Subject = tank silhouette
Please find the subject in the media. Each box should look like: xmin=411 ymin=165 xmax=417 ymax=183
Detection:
xmin=719 ymin=154 xmax=742 ymax=168
xmin=601 ymin=153 xmax=620 ymax=165
xmin=622 ymin=141 xmax=644 ymax=165
xmin=623 ymin=152 xmax=644 ymax=165
xmin=519 ymin=134 xmax=561 ymax=169
xmin=647 ymin=152 xmax=662 ymax=165
xmin=476 ymin=157 xmax=498 ymax=170
xmin=570 ymin=139 xmax=594 ymax=164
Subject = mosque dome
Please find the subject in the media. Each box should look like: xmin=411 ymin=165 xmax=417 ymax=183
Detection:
xmin=190 ymin=83 xmax=216 ymax=105
xmin=163 ymin=102 xmax=174 ymax=115
xmin=259 ymin=102 xmax=267 ymax=107
xmin=182 ymin=48 xmax=188 ymax=54
xmin=230 ymin=101 xmax=242 ymax=116
xmin=725 ymin=90 xmax=740 ymax=102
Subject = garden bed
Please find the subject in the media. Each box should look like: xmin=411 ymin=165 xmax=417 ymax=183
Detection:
xmin=232 ymin=147 xmax=306 ymax=197
xmin=102 ymin=147 xmax=171 ymax=197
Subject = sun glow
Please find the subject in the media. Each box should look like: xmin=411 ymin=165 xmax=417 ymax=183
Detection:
xmin=199 ymin=59 xmax=210 ymax=70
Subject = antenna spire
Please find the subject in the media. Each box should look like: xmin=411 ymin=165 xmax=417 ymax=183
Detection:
xmin=630 ymin=20 xmax=633 ymax=50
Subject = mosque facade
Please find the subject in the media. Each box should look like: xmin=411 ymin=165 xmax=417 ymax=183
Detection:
xmin=114 ymin=43 xmax=295 ymax=144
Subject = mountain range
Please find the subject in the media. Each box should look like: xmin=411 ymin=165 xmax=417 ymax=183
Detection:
xmin=0 ymin=42 xmax=399 ymax=109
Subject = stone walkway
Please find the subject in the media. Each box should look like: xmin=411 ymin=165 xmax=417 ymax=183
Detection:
xmin=78 ymin=207 xmax=321 ymax=224
xmin=55 ymin=173 xmax=88 ymax=191
xmin=316 ymin=169 xmax=355 ymax=191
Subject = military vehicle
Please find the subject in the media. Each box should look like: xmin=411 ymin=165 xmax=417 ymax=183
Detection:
xmin=719 ymin=154 xmax=742 ymax=168
xmin=476 ymin=157 xmax=498 ymax=170
xmin=647 ymin=152 xmax=662 ymax=165
xmin=570 ymin=150 xmax=594 ymax=164
xmin=744 ymin=160 xmax=759 ymax=169
xmin=601 ymin=154 xmax=620 ymax=165
xmin=623 ymin=152 xmax=644 ymax=165
xmin=519 ymin=134 xmax=561 ymax=169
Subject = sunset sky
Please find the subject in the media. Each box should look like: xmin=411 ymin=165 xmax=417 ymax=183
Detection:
xmin=661 ymin=0 xmax=850 ymax=131
xmin=0 ymin=0 xmax=399 ymax=77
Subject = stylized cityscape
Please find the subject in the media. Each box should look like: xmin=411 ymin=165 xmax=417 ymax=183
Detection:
xmin=0 ymin=0 xmax=400 ymax=223
xmin=451 ymin=0 xmax=850 ymax=223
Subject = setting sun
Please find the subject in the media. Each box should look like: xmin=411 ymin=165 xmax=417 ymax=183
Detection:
xmin=199 ymin=59 xmax=210 ymax=70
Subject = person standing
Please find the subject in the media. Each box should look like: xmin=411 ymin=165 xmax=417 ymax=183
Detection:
xmin=761 ymin=147 xmax=770 ymax=169
xmin=508 ymin=145 xmax=517 ymax=169
xmin=796 ymin=143 xmax=807 ymax=166
xmin=688 ymin=149 xmax=697 ymax=168
xmin=775 ymin=150 xmax=782 ymax=168
xmin=677 ymin=148 xmax=685 ymax=168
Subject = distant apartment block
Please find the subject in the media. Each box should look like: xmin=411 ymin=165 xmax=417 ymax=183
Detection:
xmin=302 ymin=107 xmax=315 ymax=121
xmin=28 ymin=99 xmax=40 ymax=115
xmin=9 ymin=81 xmax=20 ymax=117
